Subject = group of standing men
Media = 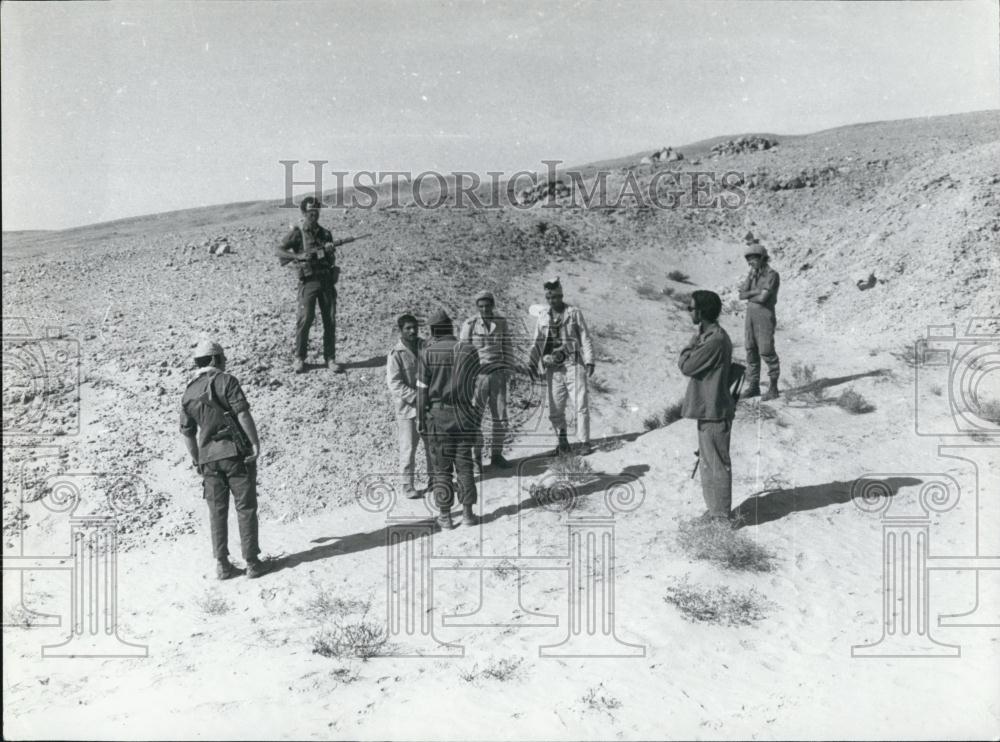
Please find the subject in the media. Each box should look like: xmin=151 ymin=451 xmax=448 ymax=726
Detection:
xmin=386 ymin=278 xmax=596 ymax=530
xmin=179 ymin=200 xmax=780 ymax=576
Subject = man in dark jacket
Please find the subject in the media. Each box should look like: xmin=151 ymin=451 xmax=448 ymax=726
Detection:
xmin=180 ymin=339 xmax=265 ymax=579
xmin=417 ymin=309 xmax=481 ymax=530
xmin=679 ymin=290 xmax=736 ymax=523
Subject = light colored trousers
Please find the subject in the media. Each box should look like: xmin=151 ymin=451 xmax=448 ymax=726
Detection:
xmin=545 ymin=364 xmax=590 ymax=443
xmin=473 ymin=370 xmax=508 ymax=458
xmin=397 ymin=417 xmax=431 ymax=488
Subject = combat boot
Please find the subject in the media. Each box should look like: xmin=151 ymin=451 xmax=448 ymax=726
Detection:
xmin=761 ymin=378 xmax=780 ymax=401
xmin=742 ymin=383 xmax=761 ymax=399
xmin=461 ymin=505 xmax=478 ymax=526
xmin=294 ymin=358 xmax=307 ymax=374
xmin=245 ymin=558 xmax=267 ymax=579
xmin=437 ymin=510 xmax=456 ymax=530
xmin=491 ymin=453 xmax=511 ymax=469
xmin=556 ymin=429 xmax=572 ymax=456
xmin=216 ymin=558 xmax=237 ymax=580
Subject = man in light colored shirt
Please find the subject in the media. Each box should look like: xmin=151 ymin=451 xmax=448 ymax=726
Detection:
xmin=385 ymin=313 xmax=430 ymax=497
xmin=528 ymin=278 xmax=595 ymax=456
xmin=459 ymin=290 xmax=514 ymax=469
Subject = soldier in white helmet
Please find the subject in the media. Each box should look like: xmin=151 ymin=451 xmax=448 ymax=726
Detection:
xmin=739 ymin=232 xmax=781 ymax=401
xmin=179 ymin=339 xmax=266 ymax=579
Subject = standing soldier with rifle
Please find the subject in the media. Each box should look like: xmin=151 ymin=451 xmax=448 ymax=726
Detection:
xmin=739 ymin=231 xmax=781 ymax=400
xmin=275 ymin=196 xmax=370 ymax=374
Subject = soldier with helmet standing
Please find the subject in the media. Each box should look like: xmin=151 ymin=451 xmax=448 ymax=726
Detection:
xmin=739 ymin=232 xmax=781 ymax=400
xmin=179 ymin=339 xmax=266 ymax=579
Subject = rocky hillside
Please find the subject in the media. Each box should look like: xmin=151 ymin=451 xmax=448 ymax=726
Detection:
xmin=3 ymin=110 xmax=998 ymax=545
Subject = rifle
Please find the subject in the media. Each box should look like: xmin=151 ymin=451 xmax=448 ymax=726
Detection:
xmin=205 ymin=374 xmax=253 ymax=458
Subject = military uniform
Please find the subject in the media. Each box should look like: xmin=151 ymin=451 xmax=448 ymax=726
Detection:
xmin=679 ymin=323 xmax=736 ymax=519
xmin=179 ymin=368 xmax=260 ymax=564
xmin=459 ymin=313 xmax=513 ymax=463
xmin=417 ymin=314 xmax=481 ymax=525
xmin=740 ymin=264 xmax=781 ymax=391
xmin=279 ymin=223 xmax=339 ymax=364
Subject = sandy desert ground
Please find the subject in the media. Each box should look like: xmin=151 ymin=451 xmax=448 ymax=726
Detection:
xmin=3 ymin=111 xmax=1000 ymax=740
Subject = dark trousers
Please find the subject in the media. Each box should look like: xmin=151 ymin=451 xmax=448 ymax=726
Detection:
xmin=697 ymin=418 xmax=732 ymax=518
xmin=745 ymin=307 xmax=779 ymax=386
xmin=295 ymin=279 xmax=336 ymax=361
xmin=426 ymin=407 xmax=477 ymax=511
xmin=202 ymin=457 xmax=260 ymax=561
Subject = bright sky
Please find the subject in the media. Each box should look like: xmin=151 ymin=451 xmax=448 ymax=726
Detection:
xmin=2 ymin=0 xmax=998 ymax=231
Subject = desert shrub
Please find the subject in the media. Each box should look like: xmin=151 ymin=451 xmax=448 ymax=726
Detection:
xmin=302 ymin=589 xmax=368 ymax=621
xmin=582 ymin=683 xmax=622 ymax=711
xmin=642 ymin=401 xmax=684 ymax=431
xmin=460 ymin=657 xmax=524 ymax=682
xmin=676 ymin=517 xmax=775 ymax=572
xmin=196 ymin=591 xmax=231 ymax=616
xmin=547 ymin=453 xmax=593 ymax=478
xmin=664 ymin=577 xmax=772 ymax=625
xmin=667 ymin=269 xmax=690 ymax=283
xmin=789 ymin=361 xmax=816 ymax=386
xmin=311 ymin=618 xmax=388 ymax=660
xmin=836 ymin=389 xmax=876 ymax=414
xmin=889 ymin=341 xmax=922 ymax=368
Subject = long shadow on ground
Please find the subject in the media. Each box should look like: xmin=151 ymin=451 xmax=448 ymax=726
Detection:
xmin=733 ymin=475 xmax=922 ymax=527
xmin=267 ymin=455 xmax=650 ymax=574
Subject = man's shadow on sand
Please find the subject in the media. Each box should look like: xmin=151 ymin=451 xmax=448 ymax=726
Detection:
xmin=733 ymin=476 xmax=922 ymax=527
xmin=267 ymin=457 xmax=650 ymax=574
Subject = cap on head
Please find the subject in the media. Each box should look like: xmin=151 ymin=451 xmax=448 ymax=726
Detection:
xmin=744 ymin=243 xmax=768 ymax=258
xmin=475 ymin=290 xmax=495 ymax=304
xmin=428 ymin=309 xmax=452 ymax=329
xmin=193 ymin=338 xmax=225 ymax=360
xmin=300 ymin=196 xmax=323 ymax=213
xmin=543 ymin=276 xmax=562 ymax=291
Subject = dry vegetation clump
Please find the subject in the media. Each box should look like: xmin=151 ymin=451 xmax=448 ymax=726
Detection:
xmin=676 ymin=517 xmax=776 ymax=572
xmin=643 ymin=401 xmax=684 ymax=431
xmin=635 ymin=282 xmax=664 ymax=300
xmin=836 ymin=388 xmax=876 ymax=414
xmin=195 ymin=592 xmax=231 ymax=616
xmin=664 ymin=577 xmax=772 ymax=625
xmin=301 ymin=588 xmax=368 ymax=621
xmin=459 ymin=656 xmax=525 ymax=683
xmin=582 ymin=683 xmax=623 ymax=712
xmin=547 ymin=453 xmax=593 ymax=478
xmin=311 ymin=618 xmax=389 ymax=660
xmin=667 ymin=269 xmax=691 ymax=283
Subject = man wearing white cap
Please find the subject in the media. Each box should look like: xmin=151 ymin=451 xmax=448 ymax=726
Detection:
xmin=739 ymin=232 xmax=781 ymax=400
xmin=459 ymin=290 xmax=513 ymax=469
xmin=528 ymin=278 xmax=595 ymax=455
xmin=180 ymin=339 xmax=265 ymax=579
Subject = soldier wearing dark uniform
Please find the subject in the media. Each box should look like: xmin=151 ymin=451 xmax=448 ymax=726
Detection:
xmin=180 ymin=339 xmax=265 ymax=579
xmin=739 ymin=233 xmax=781 ymax=400
xmin=417 ymin=309 xmax=481 ymax=530
xmin=275 ymin=196 xmax=343 ymax=374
